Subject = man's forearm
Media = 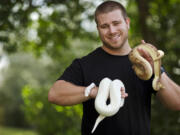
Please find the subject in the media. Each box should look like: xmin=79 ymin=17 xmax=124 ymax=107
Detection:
xmin=157 ymin=73 xmax=180 ymax=110
xmin=48 ymin=80 xmax=91 ymax=106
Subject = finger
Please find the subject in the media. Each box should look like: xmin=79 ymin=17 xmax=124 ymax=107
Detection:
xmin=141 ymin=40 xmax=146 ymax=44
xmin=90 ymin=87 xmax=98 ymax=98
xmin=137 ymin=48 xmax=151 ymax=59
xmin=124 ymin=93 xmax=128 ymax=97
xmin=121 ymin=87 xmax=125 ymax=92
xmin=121 ymin=87 xmax=128 ymax=98
xmin=122 ymin=93 xmax=128 ymax=98
xmin=137 ymin=48 xmax=154 ymax=69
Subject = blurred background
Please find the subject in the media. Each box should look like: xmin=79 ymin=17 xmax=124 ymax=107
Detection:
xmin=0 ymin=0 xmax=180 ymax=135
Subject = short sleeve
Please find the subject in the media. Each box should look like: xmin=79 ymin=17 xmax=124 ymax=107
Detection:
xmin=57 ymin=59 xmax=84 ymax=86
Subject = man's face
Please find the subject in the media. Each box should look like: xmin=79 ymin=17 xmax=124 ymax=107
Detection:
xmin=96 ymin=9 xmax=130 ymax=50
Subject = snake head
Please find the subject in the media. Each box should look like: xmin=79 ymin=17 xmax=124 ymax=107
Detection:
xmin=152 ymin=77 xmax=164 ymax=91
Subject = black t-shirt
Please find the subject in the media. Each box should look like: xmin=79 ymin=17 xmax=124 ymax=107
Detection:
xmin=59 ymin=47 xmax=155 ymax=135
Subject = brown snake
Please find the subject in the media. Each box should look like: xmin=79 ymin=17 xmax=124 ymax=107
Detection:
xmin=128 ymin=43 xmax=164 ymax=91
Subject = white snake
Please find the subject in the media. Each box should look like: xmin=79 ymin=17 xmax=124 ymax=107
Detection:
xmin=85 ymin=77 xmax=125 ymax=133
xmin=129 ymin=43 xmax=164 ymax=90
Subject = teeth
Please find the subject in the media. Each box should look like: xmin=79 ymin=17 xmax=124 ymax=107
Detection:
xmin=110 ymin=35 xmax=119 ymax=41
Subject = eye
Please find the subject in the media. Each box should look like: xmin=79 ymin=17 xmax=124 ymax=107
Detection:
xmin=113 ymin=21 xmax=121 ymax=26
xmin=100 ymin=24 xmax=109 ymax=29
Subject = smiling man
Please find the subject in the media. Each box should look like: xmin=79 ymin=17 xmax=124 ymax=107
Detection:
xmin=48 ymin=1 xmax=180 ymax=135
xmin=96 ymin=8 xmax=130 ymax=55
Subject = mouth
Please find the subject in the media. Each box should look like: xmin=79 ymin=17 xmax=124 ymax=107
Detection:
xmin=109 ymin=34 xmax=120 ymax=42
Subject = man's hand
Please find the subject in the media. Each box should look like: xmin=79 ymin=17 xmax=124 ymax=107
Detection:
xmin=89 ymin=86 xmax=98 ymax=98
xmin=121 ymin=87 xmax=128 ymax=98
xmin=137 ymin=40 xmax=154 ymax=70
xmin=89 ymin=86 xmax=128 ymax=99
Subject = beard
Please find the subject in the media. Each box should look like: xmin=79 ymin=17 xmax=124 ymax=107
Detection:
xmin=102 ymin=35 xmax=128 ymax=51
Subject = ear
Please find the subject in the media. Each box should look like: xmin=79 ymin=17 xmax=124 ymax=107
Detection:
xmin=125 ymin=17 xmax=130 ymax=29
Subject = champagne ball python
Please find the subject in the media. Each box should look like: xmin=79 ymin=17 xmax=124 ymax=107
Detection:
xmin=129 ymin=43 xmax=164 ymax=91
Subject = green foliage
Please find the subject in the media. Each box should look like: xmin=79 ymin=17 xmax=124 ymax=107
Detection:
xmin=0 ymin=49 xmax=86 ymax=134
xmin=22 ymin=85 xmax=82 ymax=135
xmin=0 ymin=53 xmax=36 ymax=127
xmin=126 ymin=0 xmax=142 ymax=45
xmin=151 ymin=97 xmax=180 ymax=135
xmin=0 ymin=0 xmax=98 ymax=57
xmin=0 ymin=126 xmax=38 ymax=135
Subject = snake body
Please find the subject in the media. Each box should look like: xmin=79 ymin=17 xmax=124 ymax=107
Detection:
xmin=128 ymin=43 xmax=164 ymax=90
xmin=91 ymin=77 xmax=125 ymax=133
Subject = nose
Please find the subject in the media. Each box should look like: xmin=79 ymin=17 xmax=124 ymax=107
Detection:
xmin=109 ymin=25 xmax=116 ymax=34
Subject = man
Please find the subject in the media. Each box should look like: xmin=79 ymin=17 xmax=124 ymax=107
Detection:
xmin=48 ymin=1 xmax=180 ymax=135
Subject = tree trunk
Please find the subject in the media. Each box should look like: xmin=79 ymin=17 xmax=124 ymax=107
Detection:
xmin=136 ymin=0 xmax=156 ymax=44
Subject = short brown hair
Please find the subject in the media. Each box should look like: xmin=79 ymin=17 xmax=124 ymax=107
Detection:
xmin=95 ymin=1 xmax=127 ymax=25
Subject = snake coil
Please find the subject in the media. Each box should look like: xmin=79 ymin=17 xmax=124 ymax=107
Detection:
xmin=128 ymin=43 xmax=164 ymax=91
xmin=91 ymin=78 xmax=125 ymax=133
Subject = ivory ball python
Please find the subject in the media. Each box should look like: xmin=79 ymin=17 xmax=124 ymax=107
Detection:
xmin=129 ymin=43 xmax=164 ymax=91
xmin=85 ymin=78 xmax=125 ymax=133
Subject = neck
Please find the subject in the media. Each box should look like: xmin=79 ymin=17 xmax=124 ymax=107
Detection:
xmin=102 ymin=40 xmax=132 ymax=56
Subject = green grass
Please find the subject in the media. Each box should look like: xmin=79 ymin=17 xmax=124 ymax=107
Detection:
xmin=0 ymin=126 xmax=38 ymax=135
